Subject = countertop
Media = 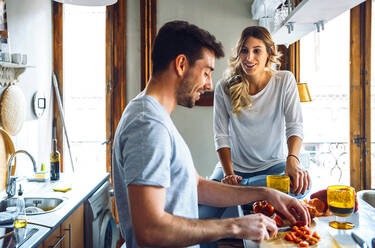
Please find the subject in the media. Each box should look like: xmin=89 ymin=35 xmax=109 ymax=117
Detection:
xmin=0 ymin=171 xmax=110 ymax=248
xmin=243 ymin=198 xmax=375 ymax=248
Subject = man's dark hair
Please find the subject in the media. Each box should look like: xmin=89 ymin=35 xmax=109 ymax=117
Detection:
xmin=151 ymin=20 xmax=224 ymax=75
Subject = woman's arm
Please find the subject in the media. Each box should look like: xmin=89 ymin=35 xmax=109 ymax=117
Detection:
xmin=217 ymin=147 xmax=242 ymax=184
xmin=214 ymin=81 xmax=241 ymax=184
xmin=283 ymin=72 xmax=310 ymax=195
xmin=285 ymin=136 xmax=310 ymax=195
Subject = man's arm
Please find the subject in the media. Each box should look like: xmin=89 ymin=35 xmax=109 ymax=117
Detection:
xmin=196 ymin=172 xmax=311 ymax=226
xmin=128 ymin=184 xmax=278 ymax=247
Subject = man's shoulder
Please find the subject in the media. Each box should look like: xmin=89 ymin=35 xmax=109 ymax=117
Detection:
xmin=127 ymin=95 xmax=165 ymax=118
xmin=119 ymin=95 xmax=171 ymax=134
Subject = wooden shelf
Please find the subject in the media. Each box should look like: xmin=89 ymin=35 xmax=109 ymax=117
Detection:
xmin=269 ymin=0 xmax=366 ymax=46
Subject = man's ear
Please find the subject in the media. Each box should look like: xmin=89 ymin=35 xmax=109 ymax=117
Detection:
xmin=175 ymin=54 xmax=188 ymax=77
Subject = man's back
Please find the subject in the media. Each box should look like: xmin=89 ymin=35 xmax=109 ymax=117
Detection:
xmin=112 ymin=94 xmax=199 ymax=248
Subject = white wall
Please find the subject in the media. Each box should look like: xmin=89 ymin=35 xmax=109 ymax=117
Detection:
xmin=3 ymin=0 xmax=53 ymax=175
xmin=127 ymin=0 xmax=257 ymax=177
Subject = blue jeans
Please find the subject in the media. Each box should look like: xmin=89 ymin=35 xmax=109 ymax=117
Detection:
xmin=199 ymin=162 xmax=311 ymax=248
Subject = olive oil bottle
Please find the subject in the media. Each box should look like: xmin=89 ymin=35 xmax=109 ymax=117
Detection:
xmin=51 ymin=119 xmax=60 ymax=180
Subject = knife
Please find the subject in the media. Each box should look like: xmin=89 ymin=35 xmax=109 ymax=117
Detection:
xmin=278 ymin=226 xmax=292 ymax=232
xmin=351 ymin=232 xmax=368 ymax=248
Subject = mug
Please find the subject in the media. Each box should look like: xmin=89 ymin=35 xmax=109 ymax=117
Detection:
xmin=11 ymin=53 xmax=22 ymax=64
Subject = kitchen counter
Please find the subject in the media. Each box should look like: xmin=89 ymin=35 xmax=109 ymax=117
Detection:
xmin=0 ymin=171 xmax=110 ymax=248
xmin=242 ymin=198 xmax=375 ymax=248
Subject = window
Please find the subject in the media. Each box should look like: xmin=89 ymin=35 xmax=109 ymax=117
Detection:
xmin=62 ymin=5 xmax=106 ymax=174
xmin=300 ymin=11 xmax=350 ymax=189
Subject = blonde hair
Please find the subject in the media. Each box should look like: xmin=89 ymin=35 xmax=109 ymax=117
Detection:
xmin=224 ymin=26 xmax=281 ymax=114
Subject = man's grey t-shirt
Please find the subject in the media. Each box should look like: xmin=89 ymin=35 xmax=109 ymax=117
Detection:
xmin=113 ymin=94 xmax=199 ymax=248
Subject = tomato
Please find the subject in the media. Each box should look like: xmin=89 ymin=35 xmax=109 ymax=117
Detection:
xmin=310 ymin=189 xmax=327 ymax=205
xmin=294 ymin=236 xmax=302 ymax=244
xmin=264 ymin=203 xmax=275 ymax=216
xmin=273 ymin=214 xmax=284 ymax=227
xmin=284 ymin=233 xmax=293 ymax=241
xmin=294 ymin=221 xmax=305 ymax=227
xmin=252 ymin=201 xmax=275 ymax=217
xmin=312 ymin=231 xmax=320 ymax=240
xmin=296 ymin=230 xmax=304 ymax=238
xmin=299 ymin=241 xmax=309 ymax=247
xmin=253 ymin=204 xmax=261 ymax=213
xmin=309 ymin=237 xmax=319 ymax=243
xmin=310 ymin=198 xmax=328 ymax=212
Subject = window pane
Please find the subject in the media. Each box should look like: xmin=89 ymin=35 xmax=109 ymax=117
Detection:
xmin=300 ymin=11 xmax=350 ymax=190
xmin=63 ymin=5 xmax=106 ymax=174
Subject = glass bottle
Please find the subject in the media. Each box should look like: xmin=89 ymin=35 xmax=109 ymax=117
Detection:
xmin=50 ymin=138 xmax=60 ymax=181
xmin=14 ymin=185 xmax=27 ymax=246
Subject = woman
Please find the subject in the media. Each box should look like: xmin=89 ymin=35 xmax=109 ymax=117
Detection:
xmin=215 ymin=25 xmax=310 ymax=192
xmin=199 ymin=26 xmax=311 ymax=248
xmin=199 ymin=26 xmax=310 ymax=226
xmin=213 ymin=25 xmax=310 ymax=193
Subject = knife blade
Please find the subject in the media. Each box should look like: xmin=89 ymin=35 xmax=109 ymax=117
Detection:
xmin=351 ymin=232 xmax=367 ymax=248
xmin=278 ymin=226 xmax=292 ymax=232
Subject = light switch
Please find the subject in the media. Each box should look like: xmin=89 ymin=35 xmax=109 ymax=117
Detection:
xmin=33 ymin=91 xmax=46 ymax=119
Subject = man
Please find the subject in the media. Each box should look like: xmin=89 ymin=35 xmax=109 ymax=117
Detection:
xmin=113 ymin=20 xmax=310 ymax=248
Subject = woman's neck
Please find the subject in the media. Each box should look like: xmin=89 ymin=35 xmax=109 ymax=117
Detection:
xmin=247 ymin=70 xmax=272 ymax=95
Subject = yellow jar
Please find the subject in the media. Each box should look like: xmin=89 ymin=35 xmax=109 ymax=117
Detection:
xmin=266 ymin=175 xmax=290 ymax=194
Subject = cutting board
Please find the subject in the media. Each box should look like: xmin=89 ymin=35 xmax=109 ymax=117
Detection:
xmin=0 ymin=128 xmax=15 ymax=193
xmin=259 ymin=219 xmax=343 ymax=248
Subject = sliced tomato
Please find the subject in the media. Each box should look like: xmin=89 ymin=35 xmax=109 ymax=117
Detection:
xmin=312 ymin=231 xmax=320 ymax=240
xmin=273 ymin=214 xmax=284 ymax=227
xmin=299 ymin=241 xmax=309 ymax=247
xmin=284 ymin=233 xmax=293 ymax=242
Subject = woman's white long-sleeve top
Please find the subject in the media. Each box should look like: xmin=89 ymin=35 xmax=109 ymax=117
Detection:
xmin=213 ymin=70 xmax=303 ymax=173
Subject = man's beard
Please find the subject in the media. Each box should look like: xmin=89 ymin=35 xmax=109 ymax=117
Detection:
xmin=176 ymin=76 xmax=195 ymax=108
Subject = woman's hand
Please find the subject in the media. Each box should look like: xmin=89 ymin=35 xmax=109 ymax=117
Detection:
xmin=266 ymin=188 xmax=311 ymax=227
xmin=285 ymin=156 xmax=310 ymax=195
xmin=221 ymin=174 xmax=242 ymax=185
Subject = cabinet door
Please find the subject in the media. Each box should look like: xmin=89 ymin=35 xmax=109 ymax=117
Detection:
xmin=40 ymin=226 xmax=63 ymax=248
xmin=61 ymin=204 xmax=84 ymax=248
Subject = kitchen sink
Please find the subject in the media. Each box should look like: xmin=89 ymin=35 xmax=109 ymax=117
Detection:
xmin=0 ymin=197 xmax=66 ymax=215
xmin=358 ymin=190 xmax=375 ymax=208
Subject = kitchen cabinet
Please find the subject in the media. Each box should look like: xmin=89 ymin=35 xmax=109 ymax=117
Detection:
xmin=39 ymin=227 xmax=61 ymax=248
xmin=257 ymin=0 xmax=367 ymax=46
xmin=37 ymin=204 xmax=84 ymax=248
xmin=61 ymin=204 xmax=84 ymax=248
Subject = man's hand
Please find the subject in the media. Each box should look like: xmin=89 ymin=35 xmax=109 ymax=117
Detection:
xmin=285 ymin=156 xmax=310 ymax=195
xmin=221 ymin=174 xmax=242 ymax=185
xmin=265 ymin=188 xmax=311 ymax=227
xmin=233 ymin=213 xmax=277 ymax=241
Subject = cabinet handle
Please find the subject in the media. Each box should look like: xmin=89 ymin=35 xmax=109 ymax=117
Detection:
xmin=48 ymin=234 xmax=65 ymax=248
xmin=63 ymin=224 xmax=72 ymax=248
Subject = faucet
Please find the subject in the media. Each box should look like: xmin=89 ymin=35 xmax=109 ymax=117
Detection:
xmin=6 ymin=150 xmax=37 ymax=198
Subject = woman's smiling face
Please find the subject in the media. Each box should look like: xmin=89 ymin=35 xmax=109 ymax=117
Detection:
xmin=239 ymin=36 xmax=269 ymax=77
